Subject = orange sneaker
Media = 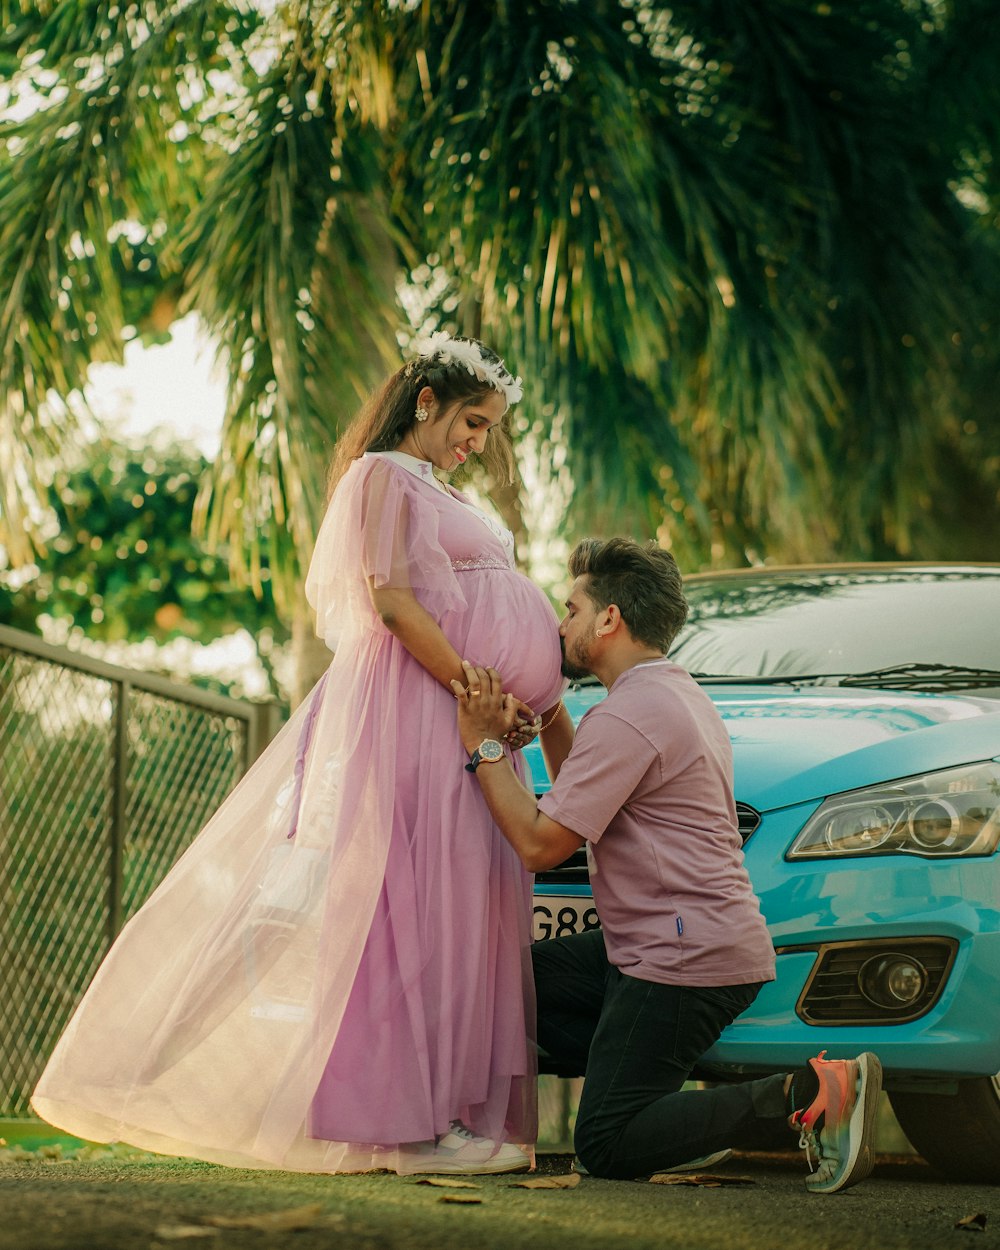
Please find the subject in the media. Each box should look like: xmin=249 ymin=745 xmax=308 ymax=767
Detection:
xmin=790 ymin=1050 xmax=882 ymax=1194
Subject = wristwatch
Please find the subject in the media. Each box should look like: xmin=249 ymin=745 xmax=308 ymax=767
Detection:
xmin=465 ymin=738 xmax=505 ymax=772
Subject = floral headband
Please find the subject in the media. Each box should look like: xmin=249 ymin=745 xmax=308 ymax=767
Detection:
xmin=406 ymin=331 xmax=524 ymax=408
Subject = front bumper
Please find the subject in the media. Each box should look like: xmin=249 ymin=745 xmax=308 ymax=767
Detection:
xmin=702 ymin=801 xmax=1000 ymax=1082
xmin=700 ymin=932 xmax=1000 ymax=1086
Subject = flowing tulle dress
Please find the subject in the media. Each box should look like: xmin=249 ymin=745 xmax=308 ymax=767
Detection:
xmin=32 ymin=451 xmax=565 ymax=1173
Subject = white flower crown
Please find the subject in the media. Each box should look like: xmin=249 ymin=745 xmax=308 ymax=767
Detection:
xmin=410 ymin=331 xmax=524 ymax=407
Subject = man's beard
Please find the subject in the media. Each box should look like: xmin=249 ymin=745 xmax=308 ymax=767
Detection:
xmin=560 ymin=637 xmax=591 ymax=681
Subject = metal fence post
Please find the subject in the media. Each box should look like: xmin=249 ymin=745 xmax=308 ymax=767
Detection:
xmin=246 ymin=699 xmax=285 ymax=769
xmin=108 ymin=678 xmax=129 ymax=942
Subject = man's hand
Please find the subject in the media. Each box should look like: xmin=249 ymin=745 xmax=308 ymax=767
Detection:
xmin=451 ymin=661 xmax=521 ymax=754
xmin=452 ymin=661 xmax=584 ymax=872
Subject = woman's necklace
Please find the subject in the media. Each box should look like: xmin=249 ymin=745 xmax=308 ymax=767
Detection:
xmin=412 ymin=460 xmax=449 ymax=494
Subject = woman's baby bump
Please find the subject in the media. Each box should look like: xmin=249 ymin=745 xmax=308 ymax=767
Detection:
xmin=453 ymin=573 xmax=563 ymax=712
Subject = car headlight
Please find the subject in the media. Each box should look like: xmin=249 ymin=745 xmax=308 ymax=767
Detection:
xmin=787 ymin=761 xmax=1000 ymax=859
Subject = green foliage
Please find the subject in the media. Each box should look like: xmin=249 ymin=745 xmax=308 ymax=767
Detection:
xmin=1 ymin=0 xmax=998 ymax=587
xmin=0 ymin=439 xmax=288 ymax=692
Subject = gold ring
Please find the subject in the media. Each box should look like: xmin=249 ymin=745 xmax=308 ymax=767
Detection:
xmin=469 ymin=689 xmax=481 ymax=697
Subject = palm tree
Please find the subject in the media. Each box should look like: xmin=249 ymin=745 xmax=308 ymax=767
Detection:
xmin=2 ymin=1 xmax=998 ymax=699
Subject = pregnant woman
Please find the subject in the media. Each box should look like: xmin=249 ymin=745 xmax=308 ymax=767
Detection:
xmin=33 ymin=334 xmax=570 ymax=1176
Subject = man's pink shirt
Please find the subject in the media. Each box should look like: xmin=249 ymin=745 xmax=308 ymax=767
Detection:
xmin=538 ymin=660 xmax=776 ymax=987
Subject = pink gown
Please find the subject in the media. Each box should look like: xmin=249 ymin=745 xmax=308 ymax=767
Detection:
xmin=32 ymin=452 xmax=565 ymax=1173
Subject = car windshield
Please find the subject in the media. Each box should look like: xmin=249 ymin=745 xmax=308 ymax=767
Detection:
xmin=669 ymin=569 xmax=1000 ymax=690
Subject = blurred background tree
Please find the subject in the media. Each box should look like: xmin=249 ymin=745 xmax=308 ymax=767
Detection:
xmin=0 ymin=438 xmax=288 ymax=699
xmin=1 ymin=0 xmax=997 ymax=702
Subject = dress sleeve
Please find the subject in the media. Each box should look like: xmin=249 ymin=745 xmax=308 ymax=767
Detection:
xmin=305 ymin=456 xmax=466 ymax=650
xmin=356 ymin=454 xmax=416 ymax=591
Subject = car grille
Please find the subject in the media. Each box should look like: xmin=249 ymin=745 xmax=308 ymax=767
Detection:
xmin=534 ymin=846 xmax=589 ymax=884
xmin=784 ymin=937 xmax=958 ymax=1026
xmin=736 ymin=802 xmax=761 ymax=843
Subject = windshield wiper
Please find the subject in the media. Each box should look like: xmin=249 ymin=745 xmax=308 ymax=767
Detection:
xmin=689 ymin=664 xmax=1000 ymax=691
xmin=689 ymin=673 xmax=822 ymax=685
xmin=833 ymin=663 xmax=1000 ymax=691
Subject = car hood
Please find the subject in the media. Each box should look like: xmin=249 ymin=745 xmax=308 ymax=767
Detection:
xmin=708 ymin=685 xmax=1000 ymax=811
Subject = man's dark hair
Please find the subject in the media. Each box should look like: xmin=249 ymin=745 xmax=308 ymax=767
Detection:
xmin=568 ymin=537 xmax=688 ymax=652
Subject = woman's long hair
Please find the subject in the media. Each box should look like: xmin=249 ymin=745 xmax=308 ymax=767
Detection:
xmin=327 ymin=339 xmax=517 ymax=495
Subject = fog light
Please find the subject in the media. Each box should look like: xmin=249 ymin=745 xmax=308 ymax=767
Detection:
xmin=859 ymin=954 xmax=928 ymax=1008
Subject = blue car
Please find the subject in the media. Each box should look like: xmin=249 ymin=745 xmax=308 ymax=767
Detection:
xmin=529 ymin=563 xmax=1000 ymax=1182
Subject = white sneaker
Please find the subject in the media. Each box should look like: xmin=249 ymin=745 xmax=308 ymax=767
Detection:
xmin=401 ymin=1121 xmax=529 ymax=1175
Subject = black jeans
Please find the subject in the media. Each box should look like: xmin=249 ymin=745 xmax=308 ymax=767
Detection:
xmin=532 ymin=928 xmax=788 ymax=1178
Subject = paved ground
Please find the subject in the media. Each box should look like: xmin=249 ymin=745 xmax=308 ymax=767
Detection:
xmin=0 ymin=1149 xmax=995 ymax=1250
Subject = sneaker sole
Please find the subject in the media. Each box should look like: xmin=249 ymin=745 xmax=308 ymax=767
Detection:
xmin=405 ymin=1155 xmax=530 ymax=1176
xmin=662 ymin=1148 xmax=733 ymax=1174
xmin=807 ymin=1051 xmax=882 ymax=1194
xmin=576 ymin=1148 xmax=733 ymax=1179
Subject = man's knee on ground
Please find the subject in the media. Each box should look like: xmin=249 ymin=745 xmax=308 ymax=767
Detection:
xmin=574 ymin=1119 xmax=634 ymax=1180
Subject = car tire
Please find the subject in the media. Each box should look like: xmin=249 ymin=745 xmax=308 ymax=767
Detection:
xmin=888 ymin=1075 xmax=1000 ymax=1183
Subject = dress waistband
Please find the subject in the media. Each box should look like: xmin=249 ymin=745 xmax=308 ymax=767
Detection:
xmin=450 ymin=556 xmax=512 ymax=572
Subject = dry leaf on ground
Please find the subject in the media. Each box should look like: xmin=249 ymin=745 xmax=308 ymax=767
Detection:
xmin=414 ymin=1177 xmax=480 ymax=1189
xmin=437 ymin=1194 xmax=483 ymax=1204
xmin=199 ymin=1202 xmax=326 ymax=1231
xmin=153 ymin=1224 xmax=218 ymax=1241
xmin=511 ymin=1173 xmax=581 ymax=1189
xmin=955 ymin=1212 xmax=987 ymax=1232
xmin=649 ymin=1172 xmax=755 ymax=1188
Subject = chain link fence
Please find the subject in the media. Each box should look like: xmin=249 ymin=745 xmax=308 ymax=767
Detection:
xmin=0 ymin=624 xmax=577 ymax=1148
xmin=0 ymin=625 xmax=282 ymax=1119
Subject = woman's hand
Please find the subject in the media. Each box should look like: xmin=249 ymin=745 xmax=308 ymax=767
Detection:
xmin=504 ymin=708 xmax=543 ymax=751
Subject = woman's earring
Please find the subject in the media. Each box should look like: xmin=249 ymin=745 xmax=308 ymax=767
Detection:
xmin=415 ymin=404 xmax=429 ymax=422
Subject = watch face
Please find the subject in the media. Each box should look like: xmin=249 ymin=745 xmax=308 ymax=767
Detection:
xmin=479 ymin=739 xmax=504 ymax=762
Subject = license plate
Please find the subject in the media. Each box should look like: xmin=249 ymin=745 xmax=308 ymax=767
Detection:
xmin=532 ymin=894 xmax=600 ymax=942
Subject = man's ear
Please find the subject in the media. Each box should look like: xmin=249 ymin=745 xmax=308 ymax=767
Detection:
xmin=597 ymin=605 xmax=622 ymax=637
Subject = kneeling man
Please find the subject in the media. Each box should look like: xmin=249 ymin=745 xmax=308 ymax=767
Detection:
xmin=453 ymin=536 xmax=880 ymax=1194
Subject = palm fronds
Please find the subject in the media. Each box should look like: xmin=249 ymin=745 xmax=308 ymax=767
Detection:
xmin=180 ymin=27 xmax=402 ymax=609
xmin=0 ymin=0 xmax=238 ymax=559
xmin=2 ymin=0 xmax=998 ymax=591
